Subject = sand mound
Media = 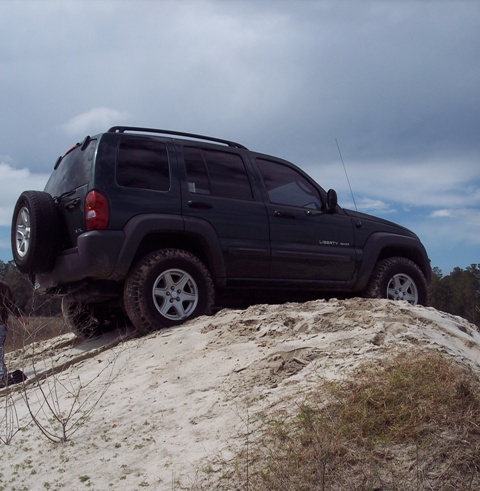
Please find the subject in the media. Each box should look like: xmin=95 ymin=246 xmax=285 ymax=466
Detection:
xmin=2 ymin=298 xmax=479 ymax=490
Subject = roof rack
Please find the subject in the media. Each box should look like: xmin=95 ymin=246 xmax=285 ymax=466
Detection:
xmin=108 ymin=126 xmax=248 ymax=150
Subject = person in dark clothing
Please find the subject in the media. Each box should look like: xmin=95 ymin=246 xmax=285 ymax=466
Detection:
xmin=0 ymin=280 xmax=27 ymax=388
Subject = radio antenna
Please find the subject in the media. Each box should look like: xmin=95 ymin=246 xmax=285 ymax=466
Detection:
xmin=335 ymin=139 xmax=362 ymax=227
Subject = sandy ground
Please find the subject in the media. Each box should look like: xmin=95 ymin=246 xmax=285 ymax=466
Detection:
xmin=1 ymin=298 xmax=480 ymax=490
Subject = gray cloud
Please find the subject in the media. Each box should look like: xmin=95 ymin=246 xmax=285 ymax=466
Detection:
xmin=59 ymin=107 xmax=132 ymax=137
xmin=2 ymin=1 xmax=478 ymax=162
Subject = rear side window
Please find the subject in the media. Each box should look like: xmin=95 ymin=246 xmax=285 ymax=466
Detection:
xmin=116 ymin=138 xmax=170 ymax=191
xmin=183 ymin=147 xmax=211 ymax=195
xmin=44 ymin=140 xmax=96 ymax=196
xmin=183 ymin=146 xmax=253 ymax=200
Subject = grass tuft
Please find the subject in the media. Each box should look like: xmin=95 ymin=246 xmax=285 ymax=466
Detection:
xmin=334 ymin=352 xmax=479 ymax=446
xmin=196 ymin=351 xmax=480 ymax=491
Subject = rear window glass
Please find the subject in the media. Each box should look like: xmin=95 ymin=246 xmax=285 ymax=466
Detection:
xmin=116 ymin=138 xmax=170 ymax=191
xmin=44 ymin=140 xmax=96 ymax=196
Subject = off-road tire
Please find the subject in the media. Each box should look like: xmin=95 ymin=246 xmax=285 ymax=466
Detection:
xmin=365 ymin=257 xmax=429 ymax=306
xmin=11 ymin=191 xmax=59 ymax=274
xmin=62 ymin=300 xmax=125 ymax=339
xmin=124 ymin=249 xmax=215 ymax=334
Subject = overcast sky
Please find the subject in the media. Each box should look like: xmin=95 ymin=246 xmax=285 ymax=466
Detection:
xmin=1 ymin=0 xmax=479 ymax=274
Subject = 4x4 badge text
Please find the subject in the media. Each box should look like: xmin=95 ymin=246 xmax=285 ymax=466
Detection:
xmin=319 ymin=240 xmax=351 ymax=247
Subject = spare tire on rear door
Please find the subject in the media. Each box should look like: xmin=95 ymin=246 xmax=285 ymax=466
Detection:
xmin=11 ymin=191 xmax=60 ymax=274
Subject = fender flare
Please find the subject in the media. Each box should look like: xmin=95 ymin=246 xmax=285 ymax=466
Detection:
xmin=111 ymin=214 xmax=226 ymax=283
xmin=354 ymin=232 xmax=431 ymax=291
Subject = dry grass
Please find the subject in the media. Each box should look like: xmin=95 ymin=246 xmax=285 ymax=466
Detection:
xmin=197 ymin=351 xmax=480 ymax=491
xmin=5 ymin=316 xmax=69 ymax=353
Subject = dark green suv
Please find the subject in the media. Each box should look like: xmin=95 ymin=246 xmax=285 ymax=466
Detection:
xmin=12 ymin=127 xmax=431 ymax=337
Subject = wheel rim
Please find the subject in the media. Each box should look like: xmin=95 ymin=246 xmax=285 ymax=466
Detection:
xmin=387 ymin=273 xmax=418 ymax=305
xmin=152 ymin=268 xmax=199 ymax=321
xmin=15 ymin=206 xmax=31 ymax=258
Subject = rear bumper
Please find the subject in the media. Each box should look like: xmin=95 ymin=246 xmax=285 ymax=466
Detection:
xmin=35 ymin=231 xmax=125 ymax=290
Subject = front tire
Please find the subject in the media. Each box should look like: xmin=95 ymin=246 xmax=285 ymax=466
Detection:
xmin=124 ymin=249 xmax=215 ymax=334
xmin=365 ymin=257 xmax=429 ymax=306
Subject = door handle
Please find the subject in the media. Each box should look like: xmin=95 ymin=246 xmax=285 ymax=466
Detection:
xmin=188 ymin=200 xmax=212 ymax=209
xmin=65 ymin=198 xmax=81 ymax=210
xmin=274 ymin=210 xmax=295 ymax=219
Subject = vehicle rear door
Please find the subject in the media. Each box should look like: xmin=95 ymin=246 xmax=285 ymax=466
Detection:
xmin=179 ymin=145 xmax=270 ymax=279
xmin=44 ymin=138 xmax=97 ymax=248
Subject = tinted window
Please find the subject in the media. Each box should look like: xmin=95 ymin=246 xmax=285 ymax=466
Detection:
xmin=44 ymin=140 xmax=96 ymax=195
xmin=183 ymin=147 xmax=212 ymax=195
xmin=257 ymin=158 xmax=322 ymax=209
xmin=184 ymin=147 xmax=253 ymax=200
xmin=116 ymin=138 xmax=169 ymax=191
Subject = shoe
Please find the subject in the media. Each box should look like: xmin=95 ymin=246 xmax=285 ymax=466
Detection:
xmin=8 ymin=370 xmax=27 ymax=385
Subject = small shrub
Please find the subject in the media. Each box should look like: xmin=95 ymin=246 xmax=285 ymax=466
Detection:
xmin=5 ymin=317 xmax=69 ymax=353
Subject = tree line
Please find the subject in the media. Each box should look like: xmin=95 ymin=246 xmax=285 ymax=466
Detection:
xmin=429 ymin=264 xmax=480 ymax=329
xmin=1 ymin=259 xmax=479 ymax=328
xmin=0 ymin=259 xmax=61 ymax=317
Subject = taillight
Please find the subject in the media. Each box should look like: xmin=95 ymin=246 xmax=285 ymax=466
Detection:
xmin=85 ymin=190 xmax=110 ymax=231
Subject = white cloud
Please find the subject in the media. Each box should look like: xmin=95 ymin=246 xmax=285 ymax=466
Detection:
xmin=415 ymin=208 xmax=480 ymax=266
xmin=357 ymin=197 xmax=396 ymax=214
xmin=431 ymin=209 xmax=453 ymax=218
xmin=60 ymin=107 xmax=132 ymax=138
xmin=310 ymin=156 xmax=480 ymax=212
xmin=0 ymin=162 xmax=50 ymax=226
xmin=431 ymin=208 xmax=480 ymax=229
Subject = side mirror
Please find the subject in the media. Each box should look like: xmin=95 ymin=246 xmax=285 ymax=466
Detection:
xmin=326 ymin=189 xmax=338 ymax=213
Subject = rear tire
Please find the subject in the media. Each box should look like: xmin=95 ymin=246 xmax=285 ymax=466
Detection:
xmin=62 ymin=300 xmax=126 ymax=339
xmin=365 ymin=257 xmax=429 ymax=306
xmin=124 ymin=249 xmax=215 ymax=334
xmin=11 ymin=191 xmax=59 ymax=274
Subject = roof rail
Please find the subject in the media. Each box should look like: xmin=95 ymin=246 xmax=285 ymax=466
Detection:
xmin=108 ymin=126 xmax=248 ymax=150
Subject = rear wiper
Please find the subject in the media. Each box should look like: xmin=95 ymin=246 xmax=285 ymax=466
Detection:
xmin=80 ymin=135 xmax=92 ymax=150
xmin=53 ymin=135 xmax=92 ymax=170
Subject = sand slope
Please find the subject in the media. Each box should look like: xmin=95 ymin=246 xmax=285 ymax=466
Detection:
xmin=2 ymin=298 xmax=480 ymax=490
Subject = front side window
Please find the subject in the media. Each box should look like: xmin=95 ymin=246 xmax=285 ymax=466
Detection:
xmin=257 ymin=158 xmax=322 ymax=209
xmin=184 ymin=147 xmax=253 ymax=200
xmin=116 ymin=138 xmax=170 ymax=191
